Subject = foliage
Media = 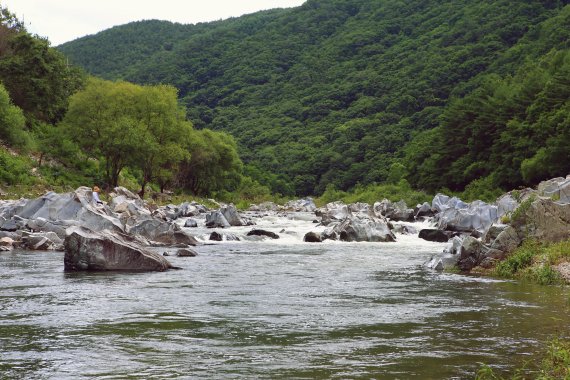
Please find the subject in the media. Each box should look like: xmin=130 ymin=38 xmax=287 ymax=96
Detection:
xmin=0 ymin=82 xmax=31 ymax=150
xmin=511 ymin=194 xmax=537 ymax=224
xmin=59 ymin=1 xmax=569 ymax=196
xmin=494 ymin=239 xmax=570 ymax=285
xmin=316 ymin=179 xmax=431 ymax=208
xmin=0 ymin=12 xmax=84 ymax=125
xmin=0 ymin=148 xmax=35 ymax=185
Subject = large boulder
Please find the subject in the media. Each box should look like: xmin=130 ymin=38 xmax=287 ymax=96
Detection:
xmin=512 ymin=198 xmax=570 ymax=243
xmin=205 ymin=211 xmax=231 ymax=228
xmin=284 ymin=198 xmax=317 ymax=212
xmin=374 ymin=199 xmax=414 ymax=222
xmin=332 ymin=215 xmax=396 ymax=242
xmin=317 ymin=202 xmax=350 ymax=226
xmin=457 ymin=236 xmax=485 ymax=272
xmin=435 ymin=198 xmax=498 ymax=235
xmin=538 ymin=176 xmax=570 ymax=203
xmin=64 ymin=227 xmax=175 ymax=271
xmin=128 ymin=219 xmax=198 ymax=246
xmin=247 ymin=229 xmax=279 ymax=239
xmin=220 ymin=204 xmax=247 ymax=226
xmin=418 ymin=229 xmax=452 ymax=243
xmin=20 ymin=231 xmax=63 ymax=251
xmin=17 ymin=187 xmax=124 ymax=234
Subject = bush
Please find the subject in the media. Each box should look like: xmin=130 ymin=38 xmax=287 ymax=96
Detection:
xmin=495 ymin=240 xmax=537 ymax=278
xmin=0 ymin=149 xmax=35 ymax=185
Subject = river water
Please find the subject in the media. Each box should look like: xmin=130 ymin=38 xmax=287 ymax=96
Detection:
xmin=1 ymin=213 xmax=569 ymax=379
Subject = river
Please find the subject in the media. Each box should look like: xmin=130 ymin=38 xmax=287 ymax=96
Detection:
xmin=1 ymin=213 xmax=568 ymax=379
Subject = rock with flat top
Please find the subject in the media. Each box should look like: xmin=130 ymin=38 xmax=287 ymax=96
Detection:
xmin=64 ymin=227 xmax=175 ymax=271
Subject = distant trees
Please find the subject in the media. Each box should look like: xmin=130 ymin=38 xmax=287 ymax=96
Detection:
xmin=63 ymin=78 xmax=243 ymax=196
xmin=59 ymin=0 xmax=569 ymax=196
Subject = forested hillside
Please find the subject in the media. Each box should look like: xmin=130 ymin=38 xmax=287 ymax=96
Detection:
xmin=59 ymin=0 xmax=570 ymax=196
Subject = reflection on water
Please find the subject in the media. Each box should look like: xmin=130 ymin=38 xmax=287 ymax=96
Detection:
xmin=1 ymin=215 xmax=569 ymax=379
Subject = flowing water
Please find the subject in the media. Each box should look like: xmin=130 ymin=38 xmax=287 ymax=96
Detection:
xmin=1 ymin=213 xmax=569 ymax=379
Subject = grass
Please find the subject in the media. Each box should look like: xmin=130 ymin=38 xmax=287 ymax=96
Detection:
xmin=475 ymin=337 xmax=570 ymax=379
xmin=494 ymin=239 xmax=570 ymax=285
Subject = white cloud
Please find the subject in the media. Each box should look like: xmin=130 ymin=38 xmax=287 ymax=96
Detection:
xmin=1 ymin=0 xmax=306 ymax=45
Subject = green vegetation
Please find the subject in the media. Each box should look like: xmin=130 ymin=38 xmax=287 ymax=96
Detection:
xmin=317 ymin=179 xmax=431 ymax=207
xmin=59 ymin=0 xmax=569 ymax=197
xmin=0 ymin=6 xmax=246 ymax=200
xmin=494 ymin=239 xmax=570 ymax=285
xmin=476 ymin=337 xmax=570 ymax=379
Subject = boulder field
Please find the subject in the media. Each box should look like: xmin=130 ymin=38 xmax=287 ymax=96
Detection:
xmin=1 ymin=176 xmax=569 ymax=276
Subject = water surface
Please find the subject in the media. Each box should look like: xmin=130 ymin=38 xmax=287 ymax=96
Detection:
xmin=1 ymin=215 xmax=569 ymax=379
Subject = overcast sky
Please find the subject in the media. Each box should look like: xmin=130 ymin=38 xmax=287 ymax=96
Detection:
xmin=2 ymin=0 xmax=307 ymax=46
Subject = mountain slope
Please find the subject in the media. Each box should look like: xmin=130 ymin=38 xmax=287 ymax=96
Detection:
xmin=59 ymin=0 xmax=569 ymax=195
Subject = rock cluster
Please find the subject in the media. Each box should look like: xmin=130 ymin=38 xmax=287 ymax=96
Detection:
xmin=0 ymin=186 xmax=201 ymax=271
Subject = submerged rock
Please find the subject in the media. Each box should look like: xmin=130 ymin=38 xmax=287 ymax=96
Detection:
xmin=247 ymin=229 xmax=279 ymax=239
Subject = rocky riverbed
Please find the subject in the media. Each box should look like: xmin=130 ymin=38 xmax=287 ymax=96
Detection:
xmin=1 ymin=176 xmax=569 ymax=279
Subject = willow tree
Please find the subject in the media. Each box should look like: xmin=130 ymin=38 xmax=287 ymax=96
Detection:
xmin=64 ymin=78 xmax=191 ymax=192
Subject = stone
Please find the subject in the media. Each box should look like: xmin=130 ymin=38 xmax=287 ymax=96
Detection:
xmin=205 ymin=211 xmax=230 ymax=228
xmin=128 ymin=219 xmax=198 ymax=246
xmin=283 ymin=198 xmax=317 ymax=212
xmin=303 ymin=231 xmax=322 ymax=243
xmin=418 ymin=229 xmax=450 ymax=243
xmin=0 ymin=236 xmax=14 ymax=251
xmin=184 ymin=219 xmax=198 ymax=228
xmin=333 ymin=215 xmax=396 ymax=242
xmin=209 ymin=231 xmax=240 ymax=241
xmin=220 ymin=204 xmax=246 ymax=226
xmin=490 ymin=226 xmax=521 ymax=254
xmin=317 ymin=202 xmax=350 ymax=226
xmin=457 ymin=236 xmax=484 ymax=271
xmin=247 ymin=229 xmax=279 ymax=239
xmin=512 ymin=198 xmax=570 ymax=243
xmin=64 ymin=227 xmax=175 ymax=271
xmin=176 ymin=248 xmax=198 ymax=257
xmin=415 ymin=202 xmax=433 ymax=218
xmin=435 ymin=198 xmax=498 ymax=235
xmin=21 ymin=231 xmax=63 ymax=251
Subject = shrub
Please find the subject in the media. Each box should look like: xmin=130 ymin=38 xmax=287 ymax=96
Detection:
xmin=495 ymin=240 xmax=539 ymax=277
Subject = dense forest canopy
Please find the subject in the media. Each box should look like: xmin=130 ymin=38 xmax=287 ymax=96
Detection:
xmin=59 ymin=0 xmax=570 ymax=197
xmin=0 ymin=0 xmax=570 ymax=200
xmin=0 ymin=6 xmax=243 ymax=198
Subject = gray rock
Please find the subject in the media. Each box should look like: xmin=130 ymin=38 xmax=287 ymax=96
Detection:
xmin=435 ymin=197 xmax=498 ymax=235
xmin=512 ymin=198 xmax=570 ymax=243
xmin=128 ymin=219 xmax=198 ymax=246
xmin=418 ymin=229 xmax=451 ymax=243
xmin=247 ymin=229 xmax=279 ymax=239
xmin=205 ymin=211 xmax=231 ymax=228
xmin=209 ymin=231 xmax=240 ymax=241
xmin=425 ymin=254 xmax=458 ymax=271
xmin=184 ymin=219 xmax=198 ymax=228
xmin=64 ymin=227 xmax=175 ymax=271
xmin=457 ymin=236 xmax=484 ymax=271
xmin=304 ymin=231 xmax=322 ymax=243
xmin=415 ymin=202 xmax=433 ymax=218
xmin=284 ymin=198 xmax=317 ymax=212
xmin=333 ymin=215 xmax=395 ymax=242
xmin=21 ymin=231 xmax=63 ymax=251
xmin=317 ymin=202 xmax=351 ymax=226
xmin=176 ymin=248 xmax=198 ymax=257
xmin=220 ymin=204 xmax=246 ymax=226
xmin=490 ymin=226 xmax=521 ymax=253
xmin=538 ymin=177 xmax=570 ymax=203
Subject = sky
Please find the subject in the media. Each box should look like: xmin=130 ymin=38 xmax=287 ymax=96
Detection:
xmin=1 ymin=0 xmax=307 ymax=46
